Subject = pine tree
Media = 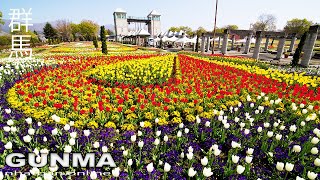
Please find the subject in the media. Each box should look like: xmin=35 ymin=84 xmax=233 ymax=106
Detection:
xmin=291 ymin=32 xmax=308 ymax=67
xmin=100 ymin=26 xmax=107 ymax=54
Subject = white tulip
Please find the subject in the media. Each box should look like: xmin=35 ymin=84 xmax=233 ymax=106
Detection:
xmin=302 ymin=109 xmax=308 ymax=114
xmin=300 ymin=121 xmax=306 ymax=127
xmin=188 ymin=146 xmax=194 ymax=153
xmin=285 ymin=162 xmax=294 ymax=172
xmin=7 ymin=120 xmax=14 ymax=126
xmin=244 ymin=129 xmax=250 ymax=135
xmin=240 ymin=122 xmax=245 ymax=128
xmin=138 ymin=131 xmax=143 ymax=136
xmin=102 ymin=146 xmax=108 ymax=153
xmin=179 ymin=123 xmax=184 ymax=128
xmin=49 ymin=166 xmax=59 ymax=172
xmin=280 ymin=125 xmax=286 ymax=130
xmin=23 ymin=135 xmax=32 ymax=143
xmin=93 ymin=142 xmax=99 ymax=148
xmin=70 ymin=132 xmax=77 ymax=139
xmin=184 ymin=128 xmax=189 ymax=134
xmin=3 ymin=108 xmax=10 ymax=116
xmin=257 ymin=127 xmax=263 ymax=133
xmin=188 ymin=167 xmax=197 ymax=177
xmin=130 ymin=135 xmax=137 ymax=142
xmin=28 ymin=128 xmax=35 ymax=135
xmin=3 ymin=126 xmax=10 ymax=132
xmin=311 ymin=137 xmax=319 ymax=144
xmin=264 ymin=122 xmax=270 ymax=128
xmin=64 ymin=145 xmax=72 ymax=153
xmin=69 ymin=121 xmax=74 ymax=126
xmin=314 ymin=158 xmax=320 ymax=166
xmin=43 ymin=137 xmax=47 ymax=142
xmin=245 ymin=156 xmax=253 ymax=163
xmin=203 ymin=167 xmax=213 ymax=177
xmin=275 ymin=134 xmax=282 ymax=140
xmin=187 ymin=152 xmax=193 ymax=160
xmin=289 ymin=125 xmax=297 ymax=132
xmin=18 ymin=174 xmax=27 ymax=180
xmin=83 ymin=130 xmax=90 ymax=137
xmin=90 ymin=171 xmax=97 ymax=179
xmin=311 ymin=147 xmax=318 ymax=155
xmin=232 ymin=155 xmax=240 ymax=163
xmin=164 ymin=162 xmax=171 ymax=172
xmin=196 ymin=115 xmax=201 ymax=123
xmin=164 ymin=135 xmax=168 ymax=142
xmin=64 ymin=124 xmax=70 ymax=131
xmin=307 ymin=171 xmax=318 ymax=180
xmin=292 ymin=145 xmax=301 ymax=153
xmin=236 ymin=165 xmax=245 ymax=174
xmin=300 ymin=103 xmax=305 ymax=108
xmin=69 ymin=138 xmax=76 ymax=146
xmin=43 ymin=172 xmax=53 ymax=180
xmin=296 ymin=176 xmax=305 ymax=180
xmin=25 ymin=117 xmax=32 ymax=124
xmin=138 ymin=141 xmax=144 ymax=148
xmin=52 ymin=128 xmax=58 ymax=136
xmin=5 ymin=142 xmax=12 ymax=150
xmin=128 ymin=159 xmax=133 ymax=166
xmin=51 ymin=114 xmax=60 ymax=123
xmin=180 ymin=152 xmax=185 ymax=158
xmin=155 ymin=118 xmax=159 ymax=123
xmin=268 ymin=152 xmax=273 ymax=157
xmin=154 ymin=138 xmax=160 ymax=146
xmin=214 ymin=149 xmax=221 ymax=156
xmin=156 ymin=130 xmax=161 ymax=137
xmin=112 ymin=167 xmax=120 ymax=177
xmin=30 ymin=167 xmax=40 ymax=175
xmin=269 ymin=110 xmax=274 ymax=114
xmin=123 ymin=150 xmax=128 ymax=157
xmin=177 ymin=131 xmax=182 ymax=137
xmin=250 ymin=103 xmax=254 ymax=108
xmin=201 ymin=156 xmax=208 ymax=166
xmin=224 ymin=123 xmax=230 ymax=129
xmin=205 ymin=121 xmax=210 ymax=127
xmin=247 ymin=148 xmax=254 ymax=155
xmin=276 ymin=162 xmax=284 ymax=171
xmin=231 ymin=141 xmax=241 ymax=148
xmin=146 ymin=163 xmax=154 ymax=173
xmin=140 ymin=121 xmax=145 ymax=128
xmin=267 ymin=131 xmax=274 ymax=138
xmin=270 ymin=100 xmax=274 ymax=105
xmin=37 ymin=122 xmax=42 ymax=127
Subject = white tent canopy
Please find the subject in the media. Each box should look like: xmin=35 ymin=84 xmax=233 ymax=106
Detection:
xmin=175 ymin=36 xmax=195 ymax=44
xmin=166 ymin=36 xmax=178 ymax=42
xmin=236 ymin=37 xmax=256 ymax=44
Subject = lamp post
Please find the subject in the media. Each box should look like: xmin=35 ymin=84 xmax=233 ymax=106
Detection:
xmin=212 ymin=0 xmax=219 ymax=54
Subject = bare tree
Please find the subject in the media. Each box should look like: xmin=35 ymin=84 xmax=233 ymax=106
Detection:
xmin=56 ymin=20 xmax=72 ymax=42
xmin=252 ymin=14 xmax=277 ymax=31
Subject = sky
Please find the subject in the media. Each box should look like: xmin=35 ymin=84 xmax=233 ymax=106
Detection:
xmin=1 ymin=0 xmax=320 ymax=32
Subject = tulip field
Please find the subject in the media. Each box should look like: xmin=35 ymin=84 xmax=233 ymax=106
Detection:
xmin=1 ymin=42 xmax=320 ymax=180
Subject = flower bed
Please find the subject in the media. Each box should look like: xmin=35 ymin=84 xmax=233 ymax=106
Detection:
xmin=0 ymin=53 xmax=320 ymax=179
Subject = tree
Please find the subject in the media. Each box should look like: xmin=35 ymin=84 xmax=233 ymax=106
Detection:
xmin=43 ymin=22 xmax=58 ymax=43
xmin=284 ymin=18 xmax=312 ymax=35
xmin=291 ymin=32 xmax=307 ymax=67
xmin=106 ymin=29 xmax=114 ymax=36
xmin=223 ymin=25 xmax=238 ymax=30
xmin=252 ymin=14 xmax=277 ymax=31
xmin=0 ymin=11 xmax=4 ymax=25
xmin=169 ymin=26 xmax=193 ymax=36
xmin=56 ymin=20 xmax=72 ymax=42
xmin=100 ymin=26 xmax=107 ymax=54
xmin=93 ymin=36 xmax=98 ymax=49
xmin=78 ymin=20 xmax=99 ymax=41
xmin=194 ymin=27 xmax=207 ymax=52
xmin=70 ymin=23 xmax=80 ymax=40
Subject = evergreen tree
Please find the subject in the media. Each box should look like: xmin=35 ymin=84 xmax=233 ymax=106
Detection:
xmin=291 ymin=32 xmax=308 ymax=67
xmin=100 ymin=26 xmax=107 ymax=54
xmin=43 ymin=22 xmax=57 ymax=43
xmin=93 ymin=36 xmax=98 ymax=49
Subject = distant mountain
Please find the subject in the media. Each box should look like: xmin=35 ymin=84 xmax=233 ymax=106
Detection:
xmin=0 ymin=19 xmax=58 ymax=34
xmin=0 ymin=20 xmax=115 ymax=34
